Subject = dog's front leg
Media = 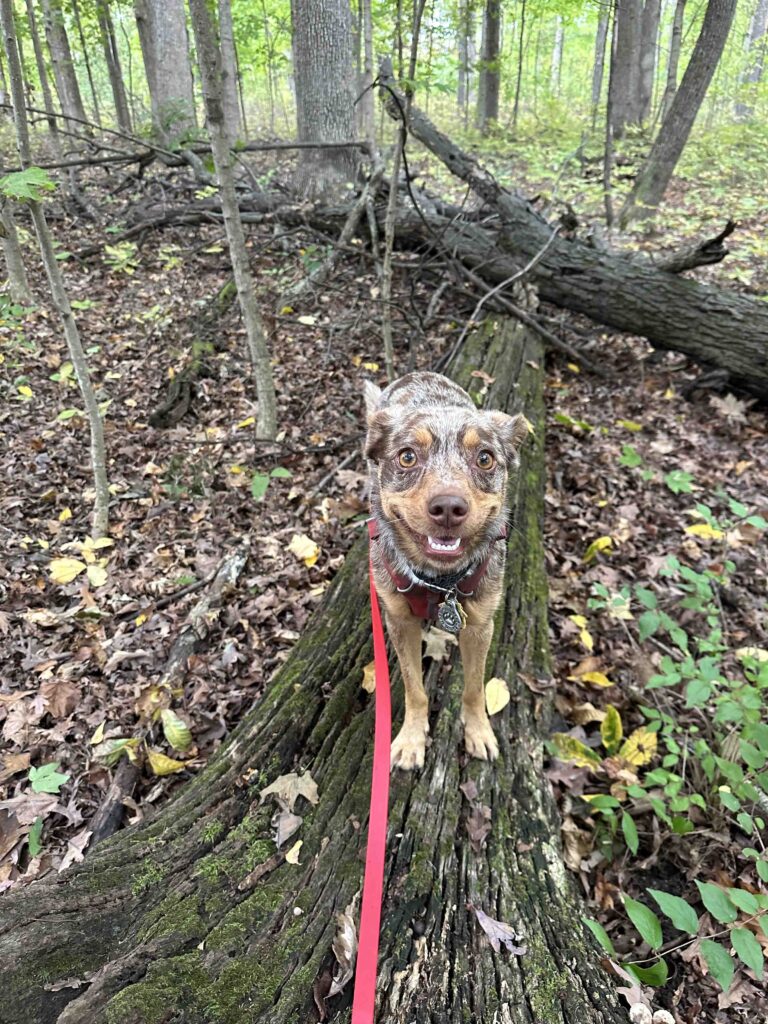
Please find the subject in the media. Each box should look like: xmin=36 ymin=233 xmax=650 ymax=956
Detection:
xmin=379 ymin=597 xmax=429 ymax=771
xmin=459 ymin=618 xmax=499 ymax=761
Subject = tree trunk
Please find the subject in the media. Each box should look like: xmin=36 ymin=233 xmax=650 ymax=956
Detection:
xmin=512 ymin=0 xmax=526 ymax=129
xmin=0 ymin=318 xmax=628 ymax=1024
xmin=0 ymin=42 xmax=8 ymax=108
xmin=360 ymin=0 xmax=376 ymax=155
xmin=550 ymin=14 xmax=563 ymax=95
xmin=638 ymin=0 xmax=661 ymax=122
xmin=97 ymin=0 xmax=132 ymax=133
xmin=457 ymin=0 xmax=468 ymax=112
xmin=620 ymin=0 xmax=737 ymax=224
xmin=1 ymin=0 xmax=109 ymax=538
xmin=476 ymin=0 xmax=500 ymax=132
xmin=590 ymin=10 xmax=609 ymax=128
xmin=375 ymin=74 xmax=768 ymax=400
xmin=188 ymin=0 xmax=277 ymax=440
xmin=71 ymin=0 xmax=100 ymax=123
xmin=0 ymin=200 xmax=31 ymax=303
xmin=218 ymin=0 xmax=241 ymax=143
xmin=660 ymin=0 xmax=686 ymax=120
xmin=290 ymin=0 xmax=359 ymax=197
xmin=610 ymin=0 xmax=642 ymax=138
xmin=23 ymin=0 xmax=61 ymax=148
xmin=735 ymin=0 xmax=768 ymax=117
xmin=39 ymin=0 xmax=87 ymax=125
xmin=133 ymin=0 xmax=196 ymax=140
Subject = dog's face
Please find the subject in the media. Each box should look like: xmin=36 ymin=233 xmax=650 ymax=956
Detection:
xmin=366 ymin=402 xmax=528 ymax=571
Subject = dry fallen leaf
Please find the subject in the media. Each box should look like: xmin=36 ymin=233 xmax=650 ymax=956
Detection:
xmin=146 ymin=748 xmax=186 ymax=776
xmin=329 ymin=901 xmax=358 ymax=997
xmin=485 ymin=677 xmax=510 ymax=715
xmin=49 ymin=557 xmax=87 ymax=585
xmin=361 ymin=661 xmax=376 ymax=693
xmin=260 ymin=771 xmax=320 ymax=813
xmin=422 ymin=626 xmax=457 ymax=661
xmin=40 ymin=678 xmax=80 ymax=720
xmin=273 ymin=811 xmax=303 ymax=848
xmin=287 ymin=533 xmax=320 ymax=567
xmin=0 ymin=752 xmax=31 ymax=786
xmin=471 ymin=904 xmax=526 ymax=955
xmin=284 ymin=839 xmax=303 ymax=864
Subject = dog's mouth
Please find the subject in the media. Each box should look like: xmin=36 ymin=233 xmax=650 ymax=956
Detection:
xmin=425 ymin=534 xmax=464 ymax=559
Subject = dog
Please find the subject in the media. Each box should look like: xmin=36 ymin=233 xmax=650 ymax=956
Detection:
xmin=364 ymin=371 xmax=529 ymax=770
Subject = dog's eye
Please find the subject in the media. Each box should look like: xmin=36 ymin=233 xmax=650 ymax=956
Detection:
xmin=476 ymin=450 xmax=495 ymax=470
xmin=398 ymin=449 xmax=417 ymax=468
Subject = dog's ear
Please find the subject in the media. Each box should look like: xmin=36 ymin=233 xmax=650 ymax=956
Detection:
xmin=364 ymin=408 xmax=391 ymax=461
xmin=486 ymin=411 xmax=532 ymax=466
xmin=363 ymin=380 xmax=383 ymax=417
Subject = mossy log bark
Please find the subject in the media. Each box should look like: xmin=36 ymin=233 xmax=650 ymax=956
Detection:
xmin=0 ymin=321 xmax=625 ymax=1024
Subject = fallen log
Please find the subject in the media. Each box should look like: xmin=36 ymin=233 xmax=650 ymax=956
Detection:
xmin=379 ymin=67 xmax=768 ymax=401
xmin=0 ymin=320 xmax=627 ymax=1024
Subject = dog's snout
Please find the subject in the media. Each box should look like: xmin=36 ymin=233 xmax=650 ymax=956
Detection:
xmin=427 ymin=493 xmax=469 ymax=528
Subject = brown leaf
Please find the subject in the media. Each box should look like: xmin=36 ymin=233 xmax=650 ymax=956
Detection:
xmin=40 ymin=678 xmax=80 ymax=719
xmin=59 ymin=828 xmax=92 ymax=872
xmin=312 ymin=969 xmax=333 ymax=1021
xmin=0 ymin=751 xmax=31 ymax=786
xmin=422 ymin=626 xmax=457 ymax=661
xmin=272 ymin=810 xmax=303 ymax=849
xmin=328 ymin=902 xmax=358 ymax=997
xmin=459 ymin=780 xmax=478 ymax=802
xmin=561 ymin=814 xmax=593 ymax=872
xmin=470 ymin=904 xmax=526 ymax=955
xmin=260 ymin=771 xmax=319 ymax=813
xmin=466 ymin=804 xmax=492 ymax=854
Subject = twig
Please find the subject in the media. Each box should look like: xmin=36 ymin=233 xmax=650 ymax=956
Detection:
xmin=308 ymin=450 xmax=361 ymax=499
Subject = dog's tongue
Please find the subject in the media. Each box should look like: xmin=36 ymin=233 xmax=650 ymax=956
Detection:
xmin=427 ymin=535 xmax=463 ymax=555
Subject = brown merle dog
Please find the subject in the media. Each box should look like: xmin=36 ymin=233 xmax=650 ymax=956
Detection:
xmin=364 ymin=371 xmax=528 ymax=771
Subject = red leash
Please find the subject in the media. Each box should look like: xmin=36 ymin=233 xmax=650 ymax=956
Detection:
xmin=351 ymin=554 xmax=392 ymax=1023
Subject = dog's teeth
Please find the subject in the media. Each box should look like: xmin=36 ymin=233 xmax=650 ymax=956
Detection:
xmin=428 ymin=536 xmax=461 ymax=552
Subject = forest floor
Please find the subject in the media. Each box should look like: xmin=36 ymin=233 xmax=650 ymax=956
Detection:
xmin=1 ymin=133 xmax=767 ymax=1023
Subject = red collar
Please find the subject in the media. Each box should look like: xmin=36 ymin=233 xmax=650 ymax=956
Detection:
xmin=367 ymin=518 xmax=507 ymax=622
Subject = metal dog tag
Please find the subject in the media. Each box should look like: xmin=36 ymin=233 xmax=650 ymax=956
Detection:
xmin=437 ymin=592 xmax=466 ymax=634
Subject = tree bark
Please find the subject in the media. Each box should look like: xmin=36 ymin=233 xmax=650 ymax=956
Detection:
xmin=590 ymin=9 xmax=609 ymax=129
xmin=97 ymin=0 xmax=132 ymax=133
xmin=39 ymin=0 xmax=87 ymax=125
xmin=476 ymin=0 xmax=500 ymax=132
xmin=549 ymin=14 xmax=563 ymax=96
xmin=376 ymin=75 xmax=768 ymax=400
xmin=0 ymin=319 xmax=628 ymax=1024
xmin=188 ymin=0 xmax=277 ymax=440
xmin=620 ymin=0 xmax=737 ymax=224
xmin=218 ymin=0 xmax=241 ymax=144
xmin=360 ymin=0 xmax=376 ymax=155
xmin=610 ymin=0 xmax=642 ymax=137
xmin=735 ymin=0 xmax=768 ymax=117
xmin=638 ymin=0 xmax=661 ymax=122
xmin=512 ymin=0 xmax=526 ymax=129
xmin=660 ymin=0 xmax=686 ymax=120
xmin=290 ymin=0 xmax=359 ymax=197
xmin=133 ymin=0 xmax=196 ymax=140
xmin=0 ymin=200 xmax=31 ymax=303
xmin=25 ymin=0 xmax=61 ymax=147
xmin=1 ymin=0 xmax=110 ymax=539
xmin=71 ymin=0 xmax=101 ymax=123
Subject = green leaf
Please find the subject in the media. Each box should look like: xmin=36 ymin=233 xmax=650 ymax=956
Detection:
xmin=727 ymin=888 xmax=760 ymax=915
xmin=696 ymin=881 xmax=738 ymax=924
xmin=28 ymin=762 xmax=70 ymax=794
xmin=582 ymin=917 xmax=615 ymax=955
xmin=0 ymin=166 xmax=56 ymax=202
xmin=635 ymin=588 xmax=658 ymax=610
xmin=664 ymin=469 xmax=695 ymax=494
xmin=637 ymin=610 xmax=660 ymax=642
xmin=251 ymin=472 xmax=270 ymax=501
xmin=700 ymin=939 xmax=734 ymax=992
xmin=625 ymin=957 xmax=668 ymax=986
xmin=619 ymin=444 xmax=643 ymax=468
xmin=28 ymin=817 xmax=44 ymax=857
xmin=621 ymin=812 xmax=639 ymax=855
xmin=623 ymin=896 xmax=662 ymax=949
xmin=160 ymin=708 xmax=192 ymax=752
xmin=270 ymin=466 xmax=292 ymax=479
xmin=57 ymin=408 xmax=82 ymax=421
xmin=648 ymin=889 xmax=699 ymax=934
xmin=731 ymin=928 xmax=764 ymax=978
xmin=601 ymin=705 xmax=623 ymax=754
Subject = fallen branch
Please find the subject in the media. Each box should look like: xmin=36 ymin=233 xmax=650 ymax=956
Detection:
xmin=653 ymin=219 xmax=737 ymax=273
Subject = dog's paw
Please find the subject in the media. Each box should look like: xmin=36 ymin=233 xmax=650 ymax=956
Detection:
xmin=391 ymin=721 xmax=428 ymax=771
xmin=463 ymin=710 xmax=499 ymax=762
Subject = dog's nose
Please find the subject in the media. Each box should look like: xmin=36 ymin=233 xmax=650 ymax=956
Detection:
xmin=427 ymin=494 xmax=469 ymax=528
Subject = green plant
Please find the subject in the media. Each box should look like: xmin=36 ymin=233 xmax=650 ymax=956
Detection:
xmin=104 ymin=241 xmax=139 ymax=276
xmin=251 ymin=465 xmax=292 ymax=502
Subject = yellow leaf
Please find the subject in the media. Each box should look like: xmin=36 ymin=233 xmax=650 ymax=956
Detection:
xmin=361 ymin=660 xmax=376 ymax=693
xmin=617 ymin=419 xmax=643 ymax=431
xmin=569 ymin=614 xmax=587 ymax=628
xmin=567 ymin=614 xmax=594 ymax=652
xmin=583 ymin=536 xmax=614 ymax=563
xmin=685 ymin=523 xmax=723 ymax=540
xmin=90 ymin=721 xmax=106 ymax=745
xmin=59 ymin=507 xmax=72 ymax=522
xmin=146 ymin=748 xmax=186 ymax=776
xmin=287 ymin=533 xmax=320 ymax=567
xmin=567 ymin=362 xmax=580 ymax=373
xmin=135 ymin=612 xmax=149 ymax=627
xmin=285 ymin=839 xmax=303 ymax=865
xmin=580 ymin=671 xmax=615 ymax=688
xmin=735 ymin=646 xmax=768 ymax=662
xmin=228 ymin=464 xmax=245 ymax=474
xmin=297 ymin=315 xmax=316 ymax=325
xmin=280 ymin=305 xmax=294 ymax=315
xmin=485 ymin=676 xmax=510 ymax=716
xmin=236 ymin=416 xmax=255 ymax=429
xmin=86 ymin=562 xmax=108 ymax=588
xmin=663 ymin=387 xmax=675 ymax=400
xmin=552 ymin=733 xmax=601 ymax=768
xmin=161 ymin=708 xmax=193 ymax=751
xmin=619 ymin=727 xmax=657 ymax=767
xmin=362 ymin=361 xmax=380 ymax=372
xmin=351 ymin=354 xmax=362 ymax=367
xmin=49 ymin=557 xmax=87 ymax=584
xmin=17 ymin=384 xmax=33 ymax=399
xmin=600 ymin=705 xmax=623 ymax=754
